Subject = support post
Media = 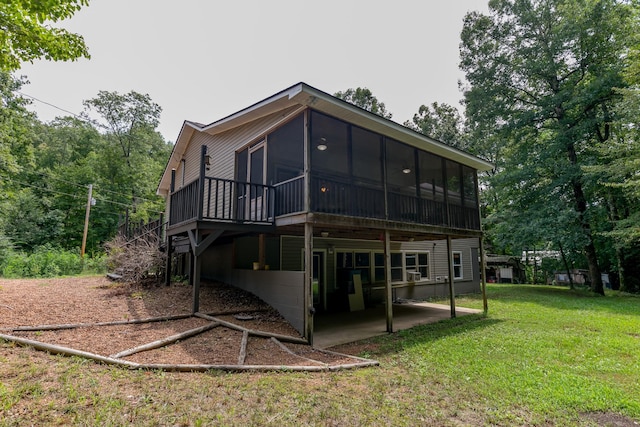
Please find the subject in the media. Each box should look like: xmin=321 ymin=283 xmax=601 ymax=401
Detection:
xmin=81 ymin=184 xmax=93 ymax=258
xmin=304 ymin=223 xmax=314 ymax=345
xmin=165 ymin=236 xmax=172 ymax=287
xmin=192 ymin=230 xmax=201 ymax=313
xmin=258 ymin=234 xmax=266 ymax=269
xmin=198 ymin=145 xmax=207 ymax=221
xmin=479 ymin=236 xmax=488 ymax=313
xmin=384 ymin=230 xmax=393 ymax=333
xmin=446 ymin=235 xmax=456 ymax=318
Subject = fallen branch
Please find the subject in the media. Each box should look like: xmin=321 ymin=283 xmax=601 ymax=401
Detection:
xmin=270 ymin=337 xmax=327 ymax=366
xmin=11 ymin=314 xmax=193 ymax=332
xmin=0 ymin=304 xmax=14 ymax=310
xmin=238 ymin=330 xmax=249 ymax=365
xmin=0 ymin=333 xmax=379 ymax=372
xmin=110 ymin=322 xmax=220 ymax=359
xmin=195 ymin=312 xmax=308 ymax=345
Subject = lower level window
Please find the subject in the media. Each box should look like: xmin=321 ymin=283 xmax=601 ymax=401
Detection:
xmin=453 ymin=251 xmax=463 ymax=279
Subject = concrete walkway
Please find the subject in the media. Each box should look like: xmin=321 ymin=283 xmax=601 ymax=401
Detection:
xmin=313 ymin=301 xmax=482 ymax=349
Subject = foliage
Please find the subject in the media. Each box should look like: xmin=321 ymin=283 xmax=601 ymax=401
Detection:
xmin=0 ymin=73 xmax=171 ymax=260
xmin=0 ymin=0 xmax=90 ymax=71
xmin=460 ymin=0 xmax=638 ymax=294
xmin=404 ymin=102 xmax=467 ymax=149
xmin=0 ymin=245 xmax=104 ymax=278
xmin=0 ymin=284 xmax=638 ymax=425
xmin=334 ymin=87 xmax=393 ymax=119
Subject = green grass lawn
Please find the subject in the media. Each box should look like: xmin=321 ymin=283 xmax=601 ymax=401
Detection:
xmin=1 ymin=284 xmax=639 ymax=426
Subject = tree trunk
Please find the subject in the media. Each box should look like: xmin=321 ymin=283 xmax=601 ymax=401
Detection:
xmin=567 ymin=143 xmax=604 ymax=295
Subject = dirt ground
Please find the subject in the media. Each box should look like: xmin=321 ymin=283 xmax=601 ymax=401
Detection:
xmin=0 ymin=276 xmax=374 ymax=370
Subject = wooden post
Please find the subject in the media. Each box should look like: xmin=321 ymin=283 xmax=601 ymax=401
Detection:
xmin=258 ymin=234 xmax=266 ymax=269
xmin=198 ymin=145 xmax=207 ymax=221
xmin=479 ymin=236 xmax=488 ymax=313
xmin=169 ymin=168 xmax=176 ymax=226
xmin=384 ymin=230 xmax=393 ymax=333
xmin=81 ymin=184 xmax=93 ymax=258
xmin=192 ymin=230 xmax=201 ymax=313
xmin=304 ymin=223 xmax=313 ymax=345
xmin=446 ymin=235 xmax=456 ymax=318
xmin=165 ymin=236 xmax=172 ymax=287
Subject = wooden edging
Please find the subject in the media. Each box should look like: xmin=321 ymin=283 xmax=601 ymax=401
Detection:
xmin=194 ymin=312 xmax=309 ymax=345
xmin=9 ymin=314 xmax=194 ymax=332
xmin=0 ymin=333 xmax=378 ymax=372
xmin=110 ymin=322 xmax=220 ymax=359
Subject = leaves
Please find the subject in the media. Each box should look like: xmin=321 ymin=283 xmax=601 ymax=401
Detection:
xmin=460 ymin=0 xmax=639 ymax=293
xmin=0 ymin=0 xmax=90 ymax=71
xmin=334 ymin=87 xmax=393 ymax=119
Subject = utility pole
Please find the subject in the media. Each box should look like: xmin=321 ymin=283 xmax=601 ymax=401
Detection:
xmin=81 ymin=184 xmax=93 ymax=258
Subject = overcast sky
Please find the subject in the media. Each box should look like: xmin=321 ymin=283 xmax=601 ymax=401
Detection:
xmin=19 ymin=0 xmax=489 ymax=141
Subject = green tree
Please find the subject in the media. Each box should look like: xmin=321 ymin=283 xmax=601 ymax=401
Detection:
xmin=460 ymin=0 xmax=637 ymax=294
xmin=83 ymin=90 xmax=171 ymax=222
xmin=0 ymin=0 xmax=90 ymax=71
xmin=404 ymin=102 xmax=466 ymax=149
xmin=334 ymin=87 xmax=393 ymax=119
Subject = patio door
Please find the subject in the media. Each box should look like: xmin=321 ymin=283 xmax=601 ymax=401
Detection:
xmin=236 ymin=142 xmax=265 ymax=221
xmin=248 ymin=143 xmax=265 ymax=220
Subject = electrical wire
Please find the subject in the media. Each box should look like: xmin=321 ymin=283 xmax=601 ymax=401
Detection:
xmin=4 ymin=177 xmax=163 ymax=214
xmin=17 ymin=91 xmax=86 ymax=122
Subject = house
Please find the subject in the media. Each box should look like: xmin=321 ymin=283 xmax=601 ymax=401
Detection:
xmin=157 ymin=83 xmax=494 ymax=344
xmin=485 ymin=254 xmax=527 ymax=283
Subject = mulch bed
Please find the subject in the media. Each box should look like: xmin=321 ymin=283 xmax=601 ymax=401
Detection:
xmin=0 ymin=276 xmax=377 ymax=371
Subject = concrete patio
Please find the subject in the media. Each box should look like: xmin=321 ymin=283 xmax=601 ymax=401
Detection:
xmin=313 ymin=301 xmax=482 ymax=349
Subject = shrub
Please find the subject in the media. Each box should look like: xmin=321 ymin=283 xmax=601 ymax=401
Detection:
xmin=0 ymin=246 xmax=105 ymax=278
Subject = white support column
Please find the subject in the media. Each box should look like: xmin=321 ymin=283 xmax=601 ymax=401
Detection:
xmin=384 ymin=230 xmax=393 ymax=333
xmin=446 ymin=235 xmax=456 ymax=318
xmin=304 ymin=223 xmax=314 ymax=344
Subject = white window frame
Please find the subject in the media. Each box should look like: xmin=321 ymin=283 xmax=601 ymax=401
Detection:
xmin=404 ymin=252 xmax=430 ymax=281
xmin=452 ymin=251 xmax=463 ymax=280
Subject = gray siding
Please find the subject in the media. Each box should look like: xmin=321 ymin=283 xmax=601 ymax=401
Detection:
xmin=280 ymin=236 xmax=480 ymax=299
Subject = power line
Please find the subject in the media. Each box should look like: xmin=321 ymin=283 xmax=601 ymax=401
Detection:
xmin=4 ymin=177 xmax=163 ymax=214
xmin=17 ymin=91 xmax=86 ymax=121
xmin=35 ymin=171 xmax=163 ymax=205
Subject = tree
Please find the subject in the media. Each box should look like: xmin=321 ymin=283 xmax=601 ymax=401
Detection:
xmin=83 ymin=90 xmax=171 ymax=222
xmin=404 ymin=102 xmax=466 ymax=149
xmin=460 ymin=0 xmax=637 ymax=294
xmin=334 ymin=87 xmax=393 ymax=119
xmin=0 ymin=0 xmax=90 ymax=71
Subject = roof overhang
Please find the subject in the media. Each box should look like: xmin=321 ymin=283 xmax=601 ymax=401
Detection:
xmin=157 ymin=82 xmax=495 ymax=195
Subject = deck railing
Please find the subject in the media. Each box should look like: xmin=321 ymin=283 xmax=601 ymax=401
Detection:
xmin=169 ymin=177 xmax=275 ymax=226
xmin=169 ymin=174 xmax=479 ymax=230
xmin=274 ymin=176 xmax=305 ymax=216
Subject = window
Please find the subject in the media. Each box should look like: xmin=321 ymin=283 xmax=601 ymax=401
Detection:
xmin=462 ymin=166 xmax=477 ymax=208
xmin=266 ymin=114 xmax=304 ymax=185
xmin=374 ymin=253 xmax=385 ymax=282
xmin=310 ymin=111 xmax=349 ymax=178
xmin=337 ymin=251 xmax=372 ymax=284
xmin=405 ymin=252 xmax=429 ymax=281
xmin=390 ymin=253 xmax=403 ymax=282
xmin=452 ymin=251 xmax=463 ymax=279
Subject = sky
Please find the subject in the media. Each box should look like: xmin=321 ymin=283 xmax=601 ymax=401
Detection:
xmin=19 ymin=0 xmax=489 ymax=142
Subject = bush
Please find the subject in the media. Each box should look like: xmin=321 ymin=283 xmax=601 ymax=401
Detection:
xmin=0 ymin=246 xmax=105 ymax=278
